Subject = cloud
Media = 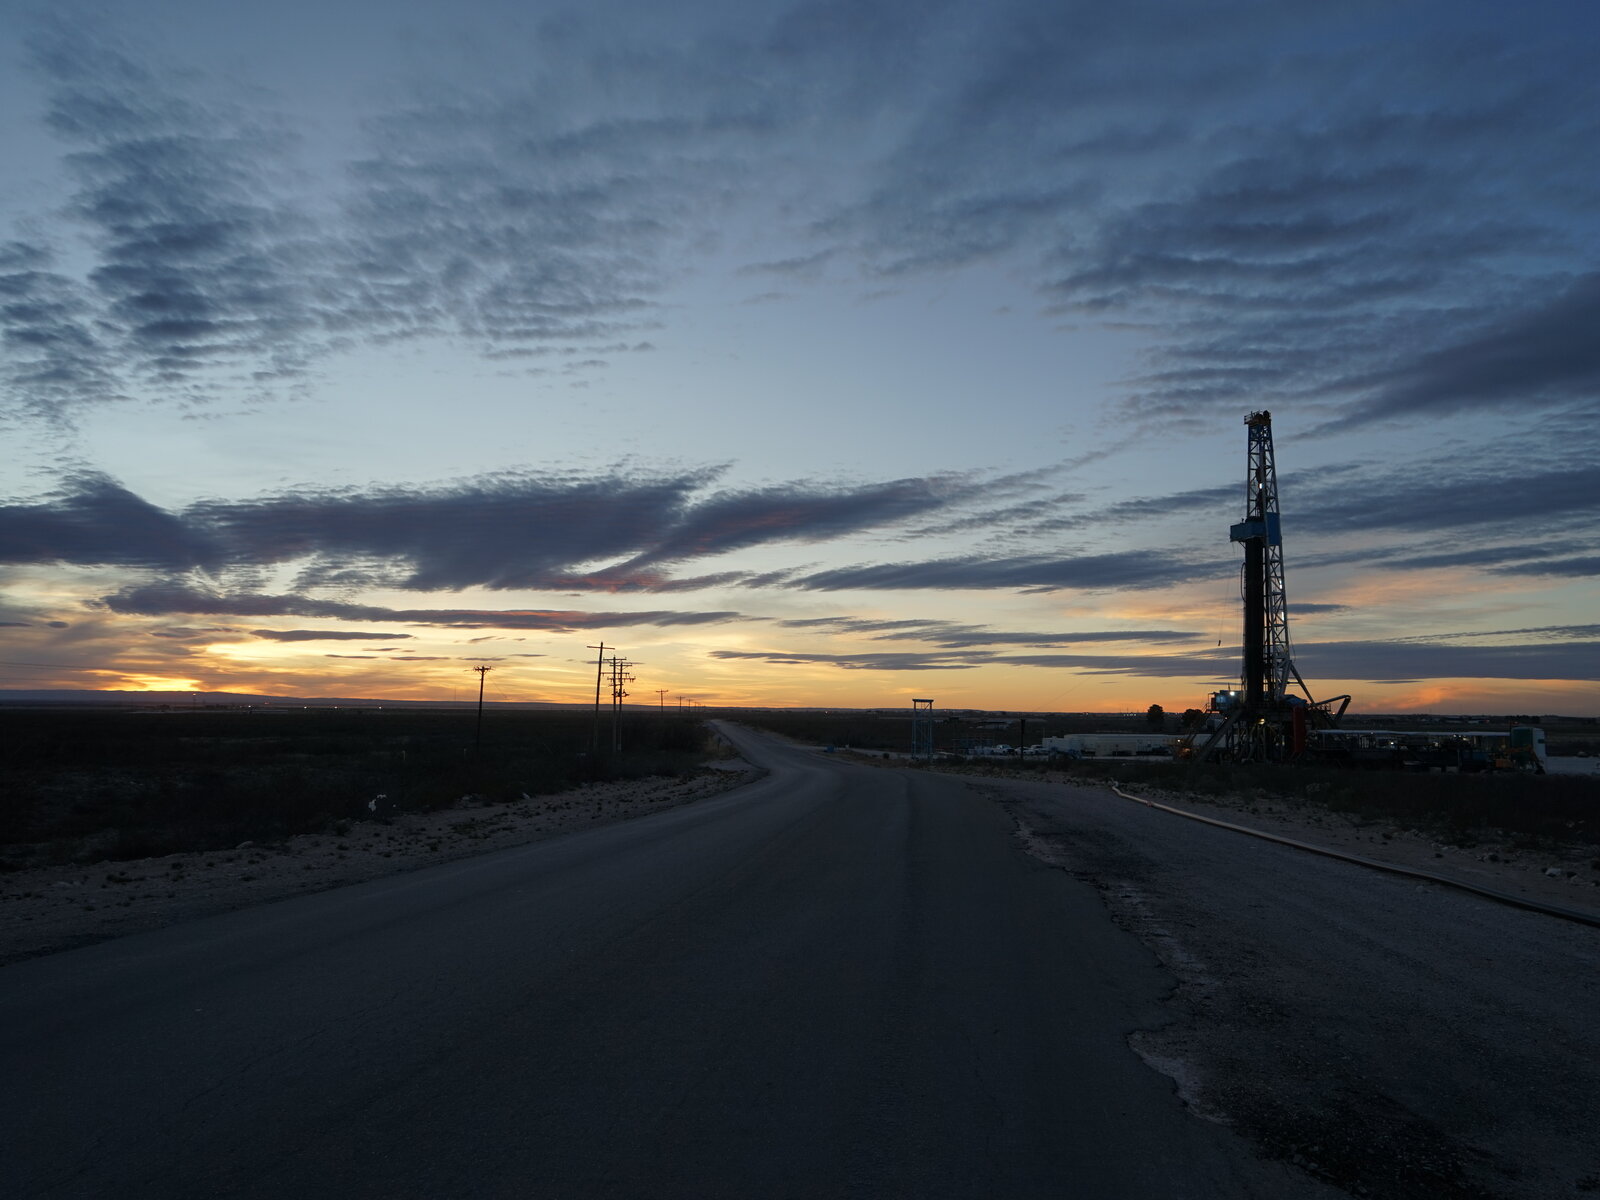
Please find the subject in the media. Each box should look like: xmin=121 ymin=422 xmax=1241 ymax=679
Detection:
xmin=1300 ymin=639 xmax=1600 ymax=683
xmin=7 ymin=6 xmax=1598 ymax=434
xmin=0 ymin=473 xmax=218 ymax=570
xmin=249 ymin=629 xmax=414 ymax=642
xmin=793 ymin=2 xmax=1600 ymax=425
xmin=3 ymin=21 xmax=775 ymax=417
xmin=781 ymin=616 xmax=1199 ymax=648
xmin=148 ymin=625 xmax=235 ymax=640
xmin=4 ymin=467 xmax=988 ymax=590
xmin=709 ymin=648 xmax=988 ymax=672
xmin=1337 ymin=273 xmax=1600 ymax=423
xmin=1294 ymin=464 xmax=1600 ymax=537
xmin=876 ymin=624 xmax=1202 ymax=649
xmin=190 ymin=472 xmax=707 ymax=589
xmin=98 ymin=583 xmax=742 ymax=631
xmin=1489 ymin=556 xmax=1600 ymax=579
xmin=787 ymin=550 xmax=1224 ymax=592
xmin=1085 ymin=459 xmax=1600 ymax=548
xmin=714 ymin=625 xmax=1600 ymax=683
xmin=606 ymin=475 xmax=968 ymax=574
xmin=0 ymin=241 xmax=122 ymax=415
xmin=995 ymin=639 xmax=1600 ymax=684
xmin=20 ymin=31 xmax=328 ymax=409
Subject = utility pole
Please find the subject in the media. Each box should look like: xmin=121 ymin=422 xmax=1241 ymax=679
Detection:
xmin=912 ymin=698 xmax=934 ymax=761
xmin=607 ymin=656 xmax=634 ymax=753
xmin=657 ymin=688 xmax=669 ymax=711
xmin=587 ymin=642 xmax=607 ymax=752
xmin=473 ymin=665 xmax=493 ymax=752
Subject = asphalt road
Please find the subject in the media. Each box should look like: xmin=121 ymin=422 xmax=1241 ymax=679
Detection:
xmin=988 ymin=773 xmax=1600 ymax=1199
xmin=1 ymin=723 xmax=1330 ymax=1199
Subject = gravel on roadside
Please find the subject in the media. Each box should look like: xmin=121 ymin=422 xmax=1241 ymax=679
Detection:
xmin=0 ymin=764 xmax=761 ymax=966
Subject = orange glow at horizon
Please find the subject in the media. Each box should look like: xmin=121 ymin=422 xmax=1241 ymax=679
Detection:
xmin=116 ymin=673 xmax=207 ymax=693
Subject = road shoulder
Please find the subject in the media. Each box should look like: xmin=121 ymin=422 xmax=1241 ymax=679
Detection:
xmin=0 ymin=765 xmax=762 ymax=966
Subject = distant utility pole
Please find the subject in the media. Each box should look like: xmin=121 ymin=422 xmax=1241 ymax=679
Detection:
xmin=607 ymin=656 xmax=634 ymax=753
xmin=912 ymin=698 xmax=934 ymax=761
xmin=473 ymin=665 xmax=493 ymax=752
xmin=587 ymin=642 xmax=608 ymax=752
xmin=657 ymin=688 xmax=670 ymax=711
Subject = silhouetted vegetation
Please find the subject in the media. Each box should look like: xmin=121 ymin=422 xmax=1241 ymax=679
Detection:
xmin=0 ymin=706 xmax=711 ymax=867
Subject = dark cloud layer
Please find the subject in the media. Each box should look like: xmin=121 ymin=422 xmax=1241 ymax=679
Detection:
xmin=788 ymin=551 xmax=1225 ymax=593
xmin=1075 ymin=459 xmax=1600 ymax=551
xmin=2 ymin=468 xmax=960 ymax=590
xmin=99 ymin=583 xmax=740 ymax=632
xmin=248 ymin=629 xmax=413 ymax=642
xmin=776 ymin=616 xmax=1199 ymax=648
xmin=0 ymin=474 xmax=217 ymax=570
xmin=796 ymin=2 xmax=1600 ymax=425
xmin=716 ymin=634 xmax=1599 ymax=683
xmin=1335 ymin=273 xmax=1600 ymax=425
xmin=710 ymin=649 xmax=986 ymax=672
xmin=5 ymin=6 xmax=1597 ymax=428
xmin=1490 ymin=556 xmax=1600 ymax=579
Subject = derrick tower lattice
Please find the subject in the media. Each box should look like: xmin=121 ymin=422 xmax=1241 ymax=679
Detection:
xmin=1193 ymin=410 xmax=1348 ymax=763
xmin=1232 ymin=411 xmax=1294 ymax=705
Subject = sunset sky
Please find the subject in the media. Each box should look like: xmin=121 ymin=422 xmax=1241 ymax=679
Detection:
xmin=2 ymin=0 xmax=1597 ymax=714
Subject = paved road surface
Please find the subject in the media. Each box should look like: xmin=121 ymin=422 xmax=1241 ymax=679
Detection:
xmin=2 ymin=724 xmax=1329 ymax=1199
xmin=3 ymin=723 xmax=1324 ymax=1200
xmin=987 ymin=773 xmax=1600 ymax=1199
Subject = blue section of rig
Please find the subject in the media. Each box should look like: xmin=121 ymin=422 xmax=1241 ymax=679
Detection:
xmin=1229 ymin=513 xmax=1281 ymax=545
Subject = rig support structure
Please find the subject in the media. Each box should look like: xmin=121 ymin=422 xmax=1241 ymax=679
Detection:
xmin=1193 ymin=411 xmax=1348 ymax=763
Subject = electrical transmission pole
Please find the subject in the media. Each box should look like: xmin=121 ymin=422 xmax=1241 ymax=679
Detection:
xmin=472 ymin=665 xmax=493 ymax=752
xmin=606 ymin=656 xmax=634 ymax=754
xmin=657 ymin=688 xmax=669 ymax=711
xmin=587 ymin=642 xmax=607 ymax=752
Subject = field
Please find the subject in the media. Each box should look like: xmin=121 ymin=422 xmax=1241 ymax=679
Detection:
xmin=0 ymin=706 xmax=712 ymax=869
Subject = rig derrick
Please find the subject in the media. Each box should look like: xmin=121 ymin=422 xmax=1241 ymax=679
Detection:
xmin=1191 ymin=411 xmax=1349 ymax=764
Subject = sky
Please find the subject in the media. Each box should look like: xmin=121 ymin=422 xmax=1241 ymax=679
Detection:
xmin=1 ymin=0 xmax=1597 ymax=715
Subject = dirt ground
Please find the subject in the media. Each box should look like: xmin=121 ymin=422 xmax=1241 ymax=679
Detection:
xmin=0 ymin=763 xmax=760 ymax=966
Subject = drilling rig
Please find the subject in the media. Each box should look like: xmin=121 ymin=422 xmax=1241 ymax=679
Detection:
xmin=1191 ymin=411 xmax=1349 ymax=763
